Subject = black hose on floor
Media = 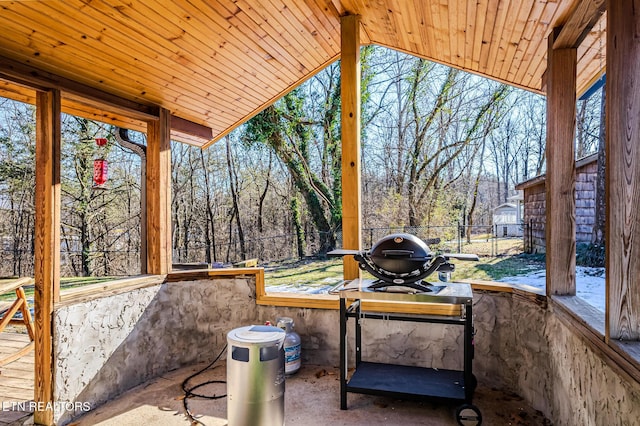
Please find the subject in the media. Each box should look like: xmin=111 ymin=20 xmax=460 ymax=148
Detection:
xmin=181 ymin=344 xmax=228 ymax=425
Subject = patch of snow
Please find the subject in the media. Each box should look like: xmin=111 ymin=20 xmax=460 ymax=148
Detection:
xmin=497 ymin=266 xmax=605 ymax=312
xmin=267 ymin=283 xmax=336 ymax=294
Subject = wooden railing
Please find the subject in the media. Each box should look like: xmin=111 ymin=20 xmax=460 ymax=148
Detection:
xmin=0 ymin=277 xmax=36 ymax=367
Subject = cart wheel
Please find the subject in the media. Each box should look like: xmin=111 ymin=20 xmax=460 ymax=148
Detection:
xmin=456 ymin=404 xmax=482 ymax=426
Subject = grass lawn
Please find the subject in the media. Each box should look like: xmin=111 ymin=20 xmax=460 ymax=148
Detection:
xmin=1 ymin=245 xmax=546 ymax=298
xmin=264 ymin=253 xmax=545 ymax=290
xmin=0 ymin=276 xmax=116 ymax=301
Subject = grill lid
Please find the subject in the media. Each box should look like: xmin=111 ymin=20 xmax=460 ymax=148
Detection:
xmin=369 ymin=233 xmax=433 ymax=274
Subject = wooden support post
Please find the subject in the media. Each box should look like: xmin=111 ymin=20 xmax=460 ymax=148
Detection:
xmin=606 ymin=1 xmax=640 ymax=341
xmin=34 ymin=89 xmax=61 ymax=426
xmin=545 ymin=28 xmax=577 ymax=296
xmin=341 ymin=14 xmax=362 ymax=280
xmin=146 ymin=108 xmax=172 ymax=275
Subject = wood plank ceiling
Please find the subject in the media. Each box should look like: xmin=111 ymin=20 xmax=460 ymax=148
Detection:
xmin=0 ymin=0 xmax=606 ymax=147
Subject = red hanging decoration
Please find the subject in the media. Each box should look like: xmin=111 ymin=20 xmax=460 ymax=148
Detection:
xmin=93 ymin=159 xmax=108 ymax=186
xmin=93 ymin=137 xmax=108 ymax=187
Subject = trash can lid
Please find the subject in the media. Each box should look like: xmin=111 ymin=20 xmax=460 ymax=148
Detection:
xmin=227 ymin=325 xmax=286 ymax=345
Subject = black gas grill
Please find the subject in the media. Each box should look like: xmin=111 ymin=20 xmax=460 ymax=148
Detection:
xmin=329 ymin=233 xmax=478 ymax=292
xmin=331 ymin=233 xmax=482 ymax=425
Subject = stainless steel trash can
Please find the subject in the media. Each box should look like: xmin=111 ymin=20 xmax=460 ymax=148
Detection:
xmin=227 ymin=325 xmax=286 ymax=426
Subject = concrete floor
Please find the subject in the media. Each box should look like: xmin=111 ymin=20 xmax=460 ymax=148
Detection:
xmin=44 ymin=360 xmax=553 ymax=426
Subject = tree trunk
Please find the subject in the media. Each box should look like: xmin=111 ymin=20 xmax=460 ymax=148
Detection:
xmin=200 ymin=150 xmax=217 ymax=263
xmin=467 ymin=140 xmax=487 ymax=243
xmin=257 ymin=151 xmax=273 ymax=233
xmin=291 ymin=196 xmax=305 ymax=258
xmin=576 ymin=100 xmax=588 ymax=158
xmin=593 ymin=86 xmax=606 ymax=245
xmin=226 ymin=137 xmax=246 ymax=259
xmin=115 ymin=128 xmax=147 ymax=273
xmin=80 ymin=216 xmax=90 ymax=277
xmin=249 ymin=105 xmax=336 ymax=253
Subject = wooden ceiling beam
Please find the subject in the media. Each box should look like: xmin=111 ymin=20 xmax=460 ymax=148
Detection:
xmin=553 ymin=0 xmax=605 ymax=49
xmin=0 ymin=59 xmax=215 ymax=145
xmin=0 ymin=55 xmax=159 ymax=121
xmin=170 ymin=115 xmax=213 ymax=142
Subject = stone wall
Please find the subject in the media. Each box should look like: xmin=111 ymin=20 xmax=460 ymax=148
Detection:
xmin=473 ymin=291 xmax=551 ymax=407
xmin=53 ymin=277 xmax=261 ymax=424
xmin=545 ymin=309 xmax=640 ymax=425
xmin=53 ymin=275 xmax=640 ymax=425
xmin=473 ymin=290 xmax=640 ymax=425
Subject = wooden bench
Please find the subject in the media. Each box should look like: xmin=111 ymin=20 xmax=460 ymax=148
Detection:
xmin=0 ymin=277 xmax=35 ymax=368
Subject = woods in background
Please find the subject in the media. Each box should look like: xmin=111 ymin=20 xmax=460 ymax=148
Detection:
xmin=0 ymin=47 xmax=602 ymax=277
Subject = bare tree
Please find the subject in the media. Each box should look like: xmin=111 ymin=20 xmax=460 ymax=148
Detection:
xmin=226 ymin=136 xmax=246 ymax=260
xmin=0 ymin=100 xmax=36 ymax=276
xmin=593 ymin=86 xmax=605 ymax=245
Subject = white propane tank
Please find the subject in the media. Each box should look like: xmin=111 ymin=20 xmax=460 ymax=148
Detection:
xmin=276 ymin=317 xmax=301 ymax=375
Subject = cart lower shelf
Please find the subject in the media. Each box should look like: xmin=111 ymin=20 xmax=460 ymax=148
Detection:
xmin=346 ymin=361 xmax=468 ymax=401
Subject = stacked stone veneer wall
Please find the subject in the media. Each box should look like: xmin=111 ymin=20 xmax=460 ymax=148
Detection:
xmin=53 ymin=277 xmax=263 ymax=424
xmin=53 ymin=276 xmax=640 ymax=425
xmin=473 ymin=291 xmax=640 ymax=425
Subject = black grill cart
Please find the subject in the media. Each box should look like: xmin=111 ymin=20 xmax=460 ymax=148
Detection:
xmin=337 ymin=279 xmax=482 ymax=426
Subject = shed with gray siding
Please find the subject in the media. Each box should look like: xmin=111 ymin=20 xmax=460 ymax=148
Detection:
xmin=492 ymin=203 xmax=523 ymax=237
